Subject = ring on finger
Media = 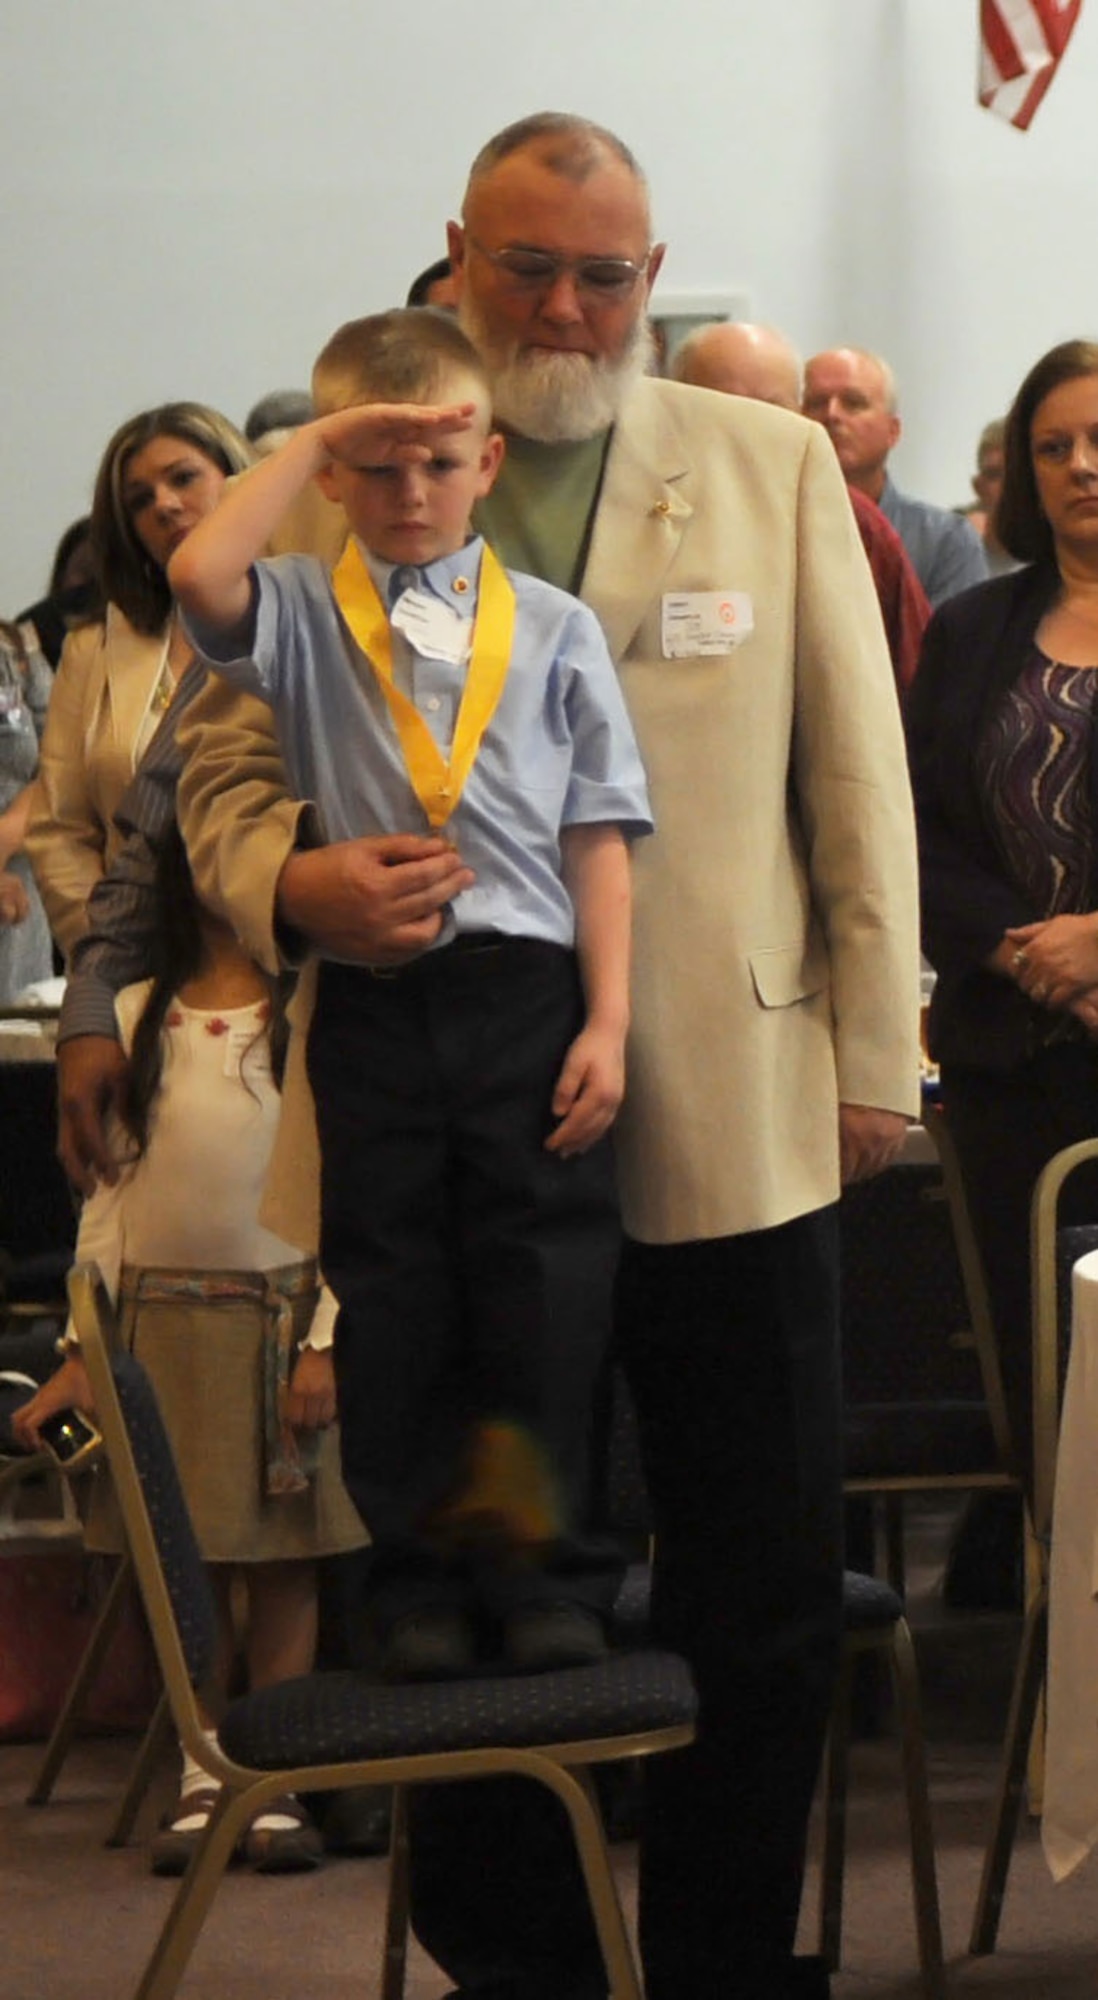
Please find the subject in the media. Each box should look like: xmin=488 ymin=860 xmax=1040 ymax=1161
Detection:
xmin=1012 ymin=946 xmax=1027 ymax=970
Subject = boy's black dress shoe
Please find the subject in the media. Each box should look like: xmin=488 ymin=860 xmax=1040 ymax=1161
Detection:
xmin=502 ymin=1602 xmax=608 ymax=1672
xmin=381 ymin=1607 xmax=477 ymax=1681
xmin=313 ymin=1783 xmax=392 ymax=1854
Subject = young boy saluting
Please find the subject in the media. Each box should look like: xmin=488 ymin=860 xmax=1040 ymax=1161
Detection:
xmin=170 ymin=309 xmax=651 ymax=1679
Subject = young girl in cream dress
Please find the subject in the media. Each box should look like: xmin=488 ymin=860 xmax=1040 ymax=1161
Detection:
xmin=14 ymin=823 xmax=364 ymax=1875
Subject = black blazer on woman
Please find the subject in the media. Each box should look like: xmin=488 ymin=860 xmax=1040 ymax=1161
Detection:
xmin=905 ymin=558 xmax=1096 ymax=1070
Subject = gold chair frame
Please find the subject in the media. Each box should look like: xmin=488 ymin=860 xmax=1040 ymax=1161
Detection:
xmin=842 ymin=1104 xmax=1027 ymax=1594
xmin=70 ymin=1262 xmax=695 ymax=2000
xmin=969 ymin=1135 xmax=1098 ymax=1955
xmin=25 ymin=1546 xmax=172 ymax=1843
xmin=818 ymin=1599 xmax=947 ymax=1999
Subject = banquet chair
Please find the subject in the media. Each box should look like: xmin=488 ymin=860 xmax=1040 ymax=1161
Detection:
xmin=0 ymin=1442 xmax=80 ymax=1544
xmin=0 ymin=1429 xmax=137 ymax=1763
xmin=819 ymin=1573 xmax=945 ymax=1999
xmin=602 ymin=1375 xmax=947 ymax=2000
xmin=68 ymin=1261 xmax=697 ymax=2000
xmin=0 ymin=1328 xmax=85 ymax=1546
xmin=24 ymin=1549 xmax=171 ymax=1843
xmin=0 ymin=1324 xmax=168 ymax=1834
xmin=969 ymin=1136 xmax=1098 ymax=1955
xmin=841 ymin=1103 xmax=1022 ymax=1593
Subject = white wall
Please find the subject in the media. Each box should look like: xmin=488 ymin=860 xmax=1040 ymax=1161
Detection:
xmin=2 ymin=0 xmax=1097 ymax=607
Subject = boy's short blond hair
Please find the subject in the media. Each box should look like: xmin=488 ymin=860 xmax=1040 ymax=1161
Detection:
xmin=313 ymin=308 xmax=491 ymax=421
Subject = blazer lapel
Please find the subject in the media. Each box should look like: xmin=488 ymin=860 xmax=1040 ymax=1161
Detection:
xmin=101 ymin=606 xmax=165 ymax=767
xmin=581 ymin=379 xmax=693 ymax=662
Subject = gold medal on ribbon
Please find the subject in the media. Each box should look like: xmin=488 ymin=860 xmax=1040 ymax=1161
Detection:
xmin=331 ymin=539 xmax=515 ymax=828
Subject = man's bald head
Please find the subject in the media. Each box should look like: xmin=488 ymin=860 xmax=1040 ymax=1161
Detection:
xmin=671 ymin=322 xmax=802 ymax=410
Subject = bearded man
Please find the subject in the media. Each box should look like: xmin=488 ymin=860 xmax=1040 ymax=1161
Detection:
xmin=57 ymin=114 xmax=919 ymax=2000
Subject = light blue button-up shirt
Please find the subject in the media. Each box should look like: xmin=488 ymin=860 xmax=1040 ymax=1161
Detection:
xmin=879 ymin=476 xmax=988 ymax=608
xmin=189 ymin=537 xmax=652 ymax=955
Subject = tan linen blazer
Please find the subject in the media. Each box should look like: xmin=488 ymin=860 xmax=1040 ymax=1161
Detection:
xmin=26 ymin=608 xmax=167 ymax=959
xmin=178 ymin=377 xmax=920 ymax=1249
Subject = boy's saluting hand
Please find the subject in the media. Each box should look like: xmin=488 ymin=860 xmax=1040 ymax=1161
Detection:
xmin=169 ymin=403 xmax=481 ymax=635
xmin=316 ymin=400 xmax=478 ymax=467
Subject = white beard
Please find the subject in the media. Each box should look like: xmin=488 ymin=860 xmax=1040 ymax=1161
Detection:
xmin=459 ymin=296 xmax=655 ymax=443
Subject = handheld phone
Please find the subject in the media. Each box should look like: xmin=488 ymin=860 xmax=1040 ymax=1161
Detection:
xmin=38 ymin=1407 xmax=102 ymax=1471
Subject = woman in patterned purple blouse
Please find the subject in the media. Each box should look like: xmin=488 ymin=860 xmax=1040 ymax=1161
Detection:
xmin=908 ymin=339 xmax=1098 ymax=1509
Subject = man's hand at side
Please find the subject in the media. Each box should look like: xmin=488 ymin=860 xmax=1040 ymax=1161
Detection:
xmin=57 ymin=1035 xmax=129 ymax=1194
xmin=839 ymin=1103 xmax=908 ymax=1185
xmin=276 ymin=832 xmax=474 ymax=965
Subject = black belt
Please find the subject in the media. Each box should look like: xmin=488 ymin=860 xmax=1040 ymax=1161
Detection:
xmin=364 ymin=932 xmax=559 ymax=981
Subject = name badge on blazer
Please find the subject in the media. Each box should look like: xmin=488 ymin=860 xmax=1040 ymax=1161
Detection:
xmin=661 ymin=591 xmax=754 ymax=659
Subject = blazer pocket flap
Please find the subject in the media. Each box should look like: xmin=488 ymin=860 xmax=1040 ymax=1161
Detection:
xmin=749 ymin=942 xmax=827 ymax=1009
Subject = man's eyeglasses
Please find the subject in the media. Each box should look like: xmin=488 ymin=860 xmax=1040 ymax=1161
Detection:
xmin=467 ymin=236 xmax=650 ymax=300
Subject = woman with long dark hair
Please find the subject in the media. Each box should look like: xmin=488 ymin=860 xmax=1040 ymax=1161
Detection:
xmin=909 ymin=338 xmax=1098 ymax=1493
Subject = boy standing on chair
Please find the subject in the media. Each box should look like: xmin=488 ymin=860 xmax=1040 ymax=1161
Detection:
xmin=169 ymin=308 xmax=651 ymax=1682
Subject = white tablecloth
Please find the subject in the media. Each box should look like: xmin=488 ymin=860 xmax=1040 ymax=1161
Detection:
xmin=1043 ymin=1247 xmax=1098 ymax=1879
xmin=0 ymin=1018 xmax=57 ymax=1064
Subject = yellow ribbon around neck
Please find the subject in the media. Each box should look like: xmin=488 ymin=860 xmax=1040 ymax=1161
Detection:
xmin=331 ymin=539 xmax=515 ymax=829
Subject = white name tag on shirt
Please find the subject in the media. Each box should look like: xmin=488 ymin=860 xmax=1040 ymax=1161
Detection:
xmin=661 ymin=591 xmax=754 ymax=659
xmin=391 ymin=588 xmax=472 ymax=666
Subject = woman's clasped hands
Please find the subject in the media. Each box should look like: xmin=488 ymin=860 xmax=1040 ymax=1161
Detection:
xmin=1005 ymin=912 xmax=1098 ymax=1031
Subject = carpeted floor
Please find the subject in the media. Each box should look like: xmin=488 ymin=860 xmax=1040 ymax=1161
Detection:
xmin=2 ymin=1501 xmax=1098 ymax=1998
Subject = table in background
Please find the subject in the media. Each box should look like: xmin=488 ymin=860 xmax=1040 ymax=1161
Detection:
xmin=1043 ymin=1249 xmax=1098 ymax=1880
xmin=0 ymin=1013 xmax=75 ymax=1280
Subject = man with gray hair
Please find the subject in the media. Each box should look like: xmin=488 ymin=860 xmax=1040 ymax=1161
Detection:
xmin=59 ymin=111 xmax=920 ymax=2000
xmin=184 ymin=112 xmax=918 ymax=1999
xmin=804 ymin=344 xmax=987 ymax=606
xmin=677 ymin=323 xmax=929 ymax=692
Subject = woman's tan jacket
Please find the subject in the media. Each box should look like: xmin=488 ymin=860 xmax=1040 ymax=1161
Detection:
xmin=26 ymin=607 xmax=167 ymax=959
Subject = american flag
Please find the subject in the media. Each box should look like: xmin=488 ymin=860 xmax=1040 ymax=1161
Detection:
xmin=979 ymin=0 xmax=1084 ymax=129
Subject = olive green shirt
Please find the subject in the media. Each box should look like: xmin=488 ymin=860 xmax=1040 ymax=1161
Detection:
xmin=475 ymin=429 xmax=612 ymax=594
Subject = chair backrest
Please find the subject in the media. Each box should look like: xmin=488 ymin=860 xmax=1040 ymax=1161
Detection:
xmin=1029 ymin=1141 xmax=1098 ymax=1541
xmin=67 ymin=1264 xmax=219 ymax=1740
xmin=840 ymin=1116 xmax=1013 ymax=1484
xmin=924 ymin=1105 xmax=1015 ymax=1469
